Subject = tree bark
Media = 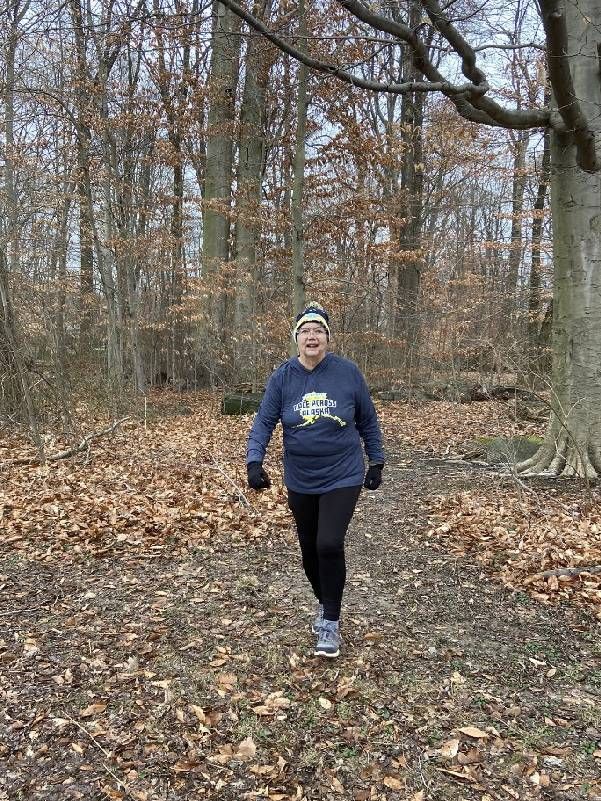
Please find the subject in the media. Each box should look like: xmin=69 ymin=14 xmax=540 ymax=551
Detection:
xmin=203 ymin=0 xmax=241 ymax=335
xmin=395 ymin=1 xmax=425 ymax=362
xmin=233 ymin=0 xmax=274 ymax=381
xmin=527 ymin=128 xmax=550 ymax=380
xmin=290 ymin=0 xmax=308 ymax=338
xmin=518 ymin=0 xmax=601 ymax=478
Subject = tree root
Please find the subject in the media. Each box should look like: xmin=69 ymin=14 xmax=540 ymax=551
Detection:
xmin=517 ymin=428 xmax=599 ymax=479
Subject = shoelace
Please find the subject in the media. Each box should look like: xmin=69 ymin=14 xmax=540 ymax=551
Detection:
xmin=320 ymin=624 xmax=340 ymax=644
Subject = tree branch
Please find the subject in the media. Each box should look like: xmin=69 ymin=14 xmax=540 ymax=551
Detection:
xmin=337 ymin=0 xmax=552 ymax=129
xmin=220 ymin=0 xmax=556 ymax=131
xmin=4 ymin=417 xmax=131 ymax=467
xmin=217 ymin=0 xmax=484 ymax=98
xmin=539 ymin=0 xmax=599 ymax=172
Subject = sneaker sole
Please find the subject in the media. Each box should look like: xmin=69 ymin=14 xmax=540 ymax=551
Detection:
xmin=314 ymin=647 xmax=340 ymax=658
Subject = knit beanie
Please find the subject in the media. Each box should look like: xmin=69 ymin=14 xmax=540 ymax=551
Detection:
xmin=293 ymin=301 xmax=331 ymax=341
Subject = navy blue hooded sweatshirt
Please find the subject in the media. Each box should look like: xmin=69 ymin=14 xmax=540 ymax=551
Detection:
xmin=246 ymin=353 xmax=385 ymax=494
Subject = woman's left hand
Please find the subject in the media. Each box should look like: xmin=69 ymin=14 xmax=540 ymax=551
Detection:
xmin=364 ymin=464 xmax=383 ymax=490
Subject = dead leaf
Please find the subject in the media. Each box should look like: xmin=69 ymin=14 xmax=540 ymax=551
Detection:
xmin=457 ymin=748 xmax=482 ymax=765
xmin=188 ymin=704 xmax=207 ymax=723
xmin=440 ymin=738 xmax=460 ymax=758
xmin=319 ymin=697 xmax=332 ymax=710
xmin=457 ymin=725 xmax=489 ymax=739
xmin=236 ymin=736 xmax=256 ymax=760
xmin=383 ymin=776 xmax=403 ymax=790
xmin=79 ymin=703 xmax=107 ymax=718
xmin=71 ymin=742 xmax=84 ymax=754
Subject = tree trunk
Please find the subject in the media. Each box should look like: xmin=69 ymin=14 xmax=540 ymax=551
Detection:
xmin=68 ymin=0 xmax=95 ymax=353
xmin=527 ymin=128 xmax=550 ymax=381
xmin=519 ymin=0 xmax=601 ymax=478
xmin=203 ymin=0 xmax=241 ymax=334
xmin=394 ymin=0 xmax=424 ymax=361
xmin=0 ymin=0 xmax=42 ymax=447
xmin=290 ymin=0 xmax=308 ymax=344
xmin=506 ymin=129 xmax=529 ymax=297
xmin=233 ymin=1 xmax=274 ymax=382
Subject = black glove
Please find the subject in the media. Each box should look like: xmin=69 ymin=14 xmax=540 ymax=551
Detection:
xmin=247 ymin=461 xmax=270 ymax=490
xmin=364 ymin=463 xmax=383 ymax=490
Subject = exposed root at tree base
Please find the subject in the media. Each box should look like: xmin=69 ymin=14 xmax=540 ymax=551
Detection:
xmin=517 ymin=432 xmax=600 ymax=479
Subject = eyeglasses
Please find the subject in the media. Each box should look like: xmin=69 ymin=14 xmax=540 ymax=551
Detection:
xmin=298 ymin=327 xmax=327 ymax=337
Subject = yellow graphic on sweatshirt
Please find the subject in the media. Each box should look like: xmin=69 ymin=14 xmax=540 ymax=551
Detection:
xmin=294 ymin=392 xmax=346 ymax=428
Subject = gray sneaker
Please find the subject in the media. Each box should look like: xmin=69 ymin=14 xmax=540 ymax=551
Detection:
xmin=312 ymin=603 xmax=324 ymax=634
xmin=314 ymin=619 xmax=341 ymax=658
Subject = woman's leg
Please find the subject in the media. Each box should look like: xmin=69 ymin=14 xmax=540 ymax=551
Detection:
xmin=288 ymin=490 xmax=321 ymax=601
xmin=317 ymin=485 xmax=362 ymax=621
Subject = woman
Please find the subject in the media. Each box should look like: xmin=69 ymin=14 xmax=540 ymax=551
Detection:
xmin=246 ymin=302 xmax=385 ymax=658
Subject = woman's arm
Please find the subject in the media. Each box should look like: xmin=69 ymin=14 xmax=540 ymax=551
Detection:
xmin=354 ymin=368 xmax=385 ymax=464
xmin=246 ymin=370 xmax=283 ymax=464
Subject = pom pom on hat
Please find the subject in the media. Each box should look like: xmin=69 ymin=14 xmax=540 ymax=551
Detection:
xmin=293 ymin=301 xmax=331 ymax=341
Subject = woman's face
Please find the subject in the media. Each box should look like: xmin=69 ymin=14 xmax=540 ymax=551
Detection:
xmin=297 ymin=323 xmax=329 ymax=361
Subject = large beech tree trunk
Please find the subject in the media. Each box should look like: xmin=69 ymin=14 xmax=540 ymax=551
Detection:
xmin=519 ymin=1 xmax=601 ymax=478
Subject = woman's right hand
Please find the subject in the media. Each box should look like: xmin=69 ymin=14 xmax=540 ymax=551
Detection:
xmin=247 ymin=462 xmax=271 ymax=490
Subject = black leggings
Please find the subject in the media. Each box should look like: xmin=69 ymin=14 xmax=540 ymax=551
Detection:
xmin=287 ymin=485 xmax=362 ymax=621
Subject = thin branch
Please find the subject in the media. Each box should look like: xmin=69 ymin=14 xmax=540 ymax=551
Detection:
xmin=65 ymin=715 xmax=112 ymax=759
xmin=0 ymin=605 xmax=43 ymax=617
xmin=473 ymin=41 xmax=545 ymax=52
xmin=207 ymin=459 xmax=252 ymax=507
xmin=64 ymin=715 xmax=135 ymax=797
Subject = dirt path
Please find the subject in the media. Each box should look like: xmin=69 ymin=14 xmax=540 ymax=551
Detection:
xmin=1 ymin=454 xmax=600 ymax=801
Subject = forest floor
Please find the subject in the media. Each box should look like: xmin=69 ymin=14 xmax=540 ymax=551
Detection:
xmin=1 ymin=392 xmax=600 ymax=801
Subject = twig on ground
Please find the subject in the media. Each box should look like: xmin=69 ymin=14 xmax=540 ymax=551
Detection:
xmin=65 ymin=715 xmax=135 ymax=796
xmin=65 ymin=714 xmax=112 ymax=758
xmin=0 ymin=606 xmax=43 ymax=617
xmin=524 ymin=565 xmax=601 ymax=583
xmin=4 ymin=417 xmax=131 ymax=467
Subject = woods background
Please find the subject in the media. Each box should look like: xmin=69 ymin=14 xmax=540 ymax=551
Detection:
xmin=1 ymin=0 xmax=551 ymax=427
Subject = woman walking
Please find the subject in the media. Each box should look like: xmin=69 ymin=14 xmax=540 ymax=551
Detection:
xmin=246 ymin=303 xmax=385 ymax=657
